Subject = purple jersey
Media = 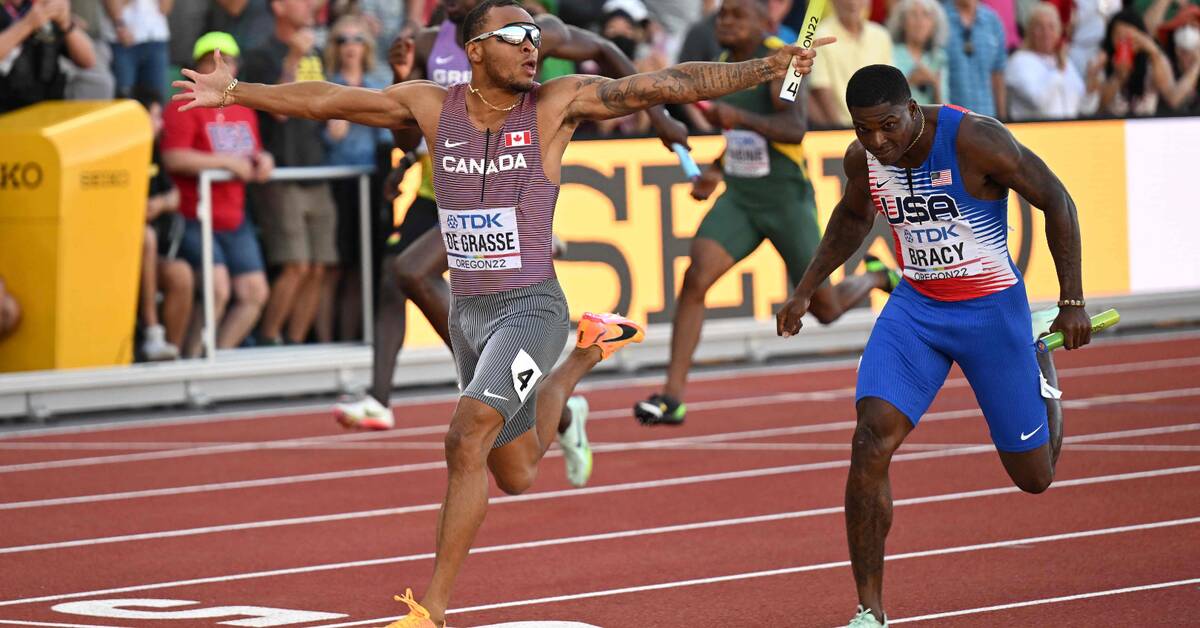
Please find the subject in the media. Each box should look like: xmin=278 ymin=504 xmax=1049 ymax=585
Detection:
xmin=433 ymin=84 xmax=558 ymax=296
xmin=427 ymin=20 xmax=471 ymax=87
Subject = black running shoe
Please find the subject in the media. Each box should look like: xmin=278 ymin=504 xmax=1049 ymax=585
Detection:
xmin=634 ymin=393 xmax=687 ymax=426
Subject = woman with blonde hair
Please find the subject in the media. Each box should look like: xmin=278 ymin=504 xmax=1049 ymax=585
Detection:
xmin=320 ymin=15 xmax=388 ymax=341
xmin=888 ymin=0 xmax=950 ymax=104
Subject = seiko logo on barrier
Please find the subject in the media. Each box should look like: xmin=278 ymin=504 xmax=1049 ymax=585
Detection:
xmin=0 ymin=162 xmax=43 ymax=190
xmin=80 ymin=170 xmax=130 ymax=189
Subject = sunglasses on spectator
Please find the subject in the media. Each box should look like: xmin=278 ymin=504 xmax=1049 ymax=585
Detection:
xmin=467 ymin=22 xmax=542 ymax=48
xmin=962 ymin=26 xmax=974 ymax=56
xmin=337 ymin=34 xmax=368 ymax=45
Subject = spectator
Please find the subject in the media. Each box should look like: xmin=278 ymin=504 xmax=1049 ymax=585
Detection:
xmin=678 ymin=10 xmax=720 ymax=64
xmin=808 ymin=0 xmax=894 ymax=128
xmin=320 ymin=14 xmax=386 ymax=342
xmin=162 ymin=32 xmax=272 ymax=356
xmin=0 ymin=0 xmax=96 ymax=114
xmin=1068 ymin=0 xmax=1120 ymax=75
xmin=207 ymin=0 xmax=274 ymax=52
xmin=1094 ymin=10 xmax=1200 ymax=115
xmin=637 ymin=0 xmax=701 ymax=60
xmin=0 ymin=277 xmax=19 ymax=343
xmin=1161 ymin=6 xmax=1200 ymax=113
xmin=242 ymin=0 xmax=339 ymax=346
xmin=166 ymin=0 xmax=204 ymax=70
xmin=982 ymin=0 xmax=1019 ymax=51
xmin=888 ymin=0 xmax=950 ymax=104
xmin=1005 ymin=2 xmax=1086 ymax=120
xmin=65 ymin=0 xmax=116 ymax=99
xmin=102 ymin=0 xmax=170 ymax=99
xmin=1140 ymin=0 xmax=1199 ymax=35
xmin=945 ymin=0 xmax=1008 ymax=118
xmin=592 ymin=7 xmax=657 ymax=136
xmin=337 ymin=0 xmax=404 ymax=78
xmin=132 ymin=86 xmax=191 ymax=361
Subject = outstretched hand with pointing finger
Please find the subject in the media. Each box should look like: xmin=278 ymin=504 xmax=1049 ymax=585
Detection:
xmin=768 ymin=36 xmax=836 ymax=79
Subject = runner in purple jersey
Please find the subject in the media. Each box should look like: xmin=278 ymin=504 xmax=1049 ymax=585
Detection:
xmin=174 ymin=1 xmax=828 ymax=623
xmin=335 ymin=0 xmax=693 ymax=431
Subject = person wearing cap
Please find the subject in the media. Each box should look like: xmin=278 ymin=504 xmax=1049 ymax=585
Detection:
xmin=161 ymin=32 xmax=273 ymax=357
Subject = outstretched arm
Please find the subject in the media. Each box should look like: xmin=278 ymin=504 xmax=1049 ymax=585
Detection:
xmin=964 ymin=116 xmax=1090 ymax=349
xmin=776 ymin=142 xmax=877 ymax=336
xmin=549 ymin=38 xmax=832 ymax=122
xmin=172 ymin=50 xmax=435 ymax=129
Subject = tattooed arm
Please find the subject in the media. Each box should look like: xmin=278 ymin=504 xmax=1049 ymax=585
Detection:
xmin=544 ymin=38 xmax=832 ymax=122
xmin=776 ymin=141 xmax=877 ymax=337
xmin=537 ymin=13 xmax=688 ymax=148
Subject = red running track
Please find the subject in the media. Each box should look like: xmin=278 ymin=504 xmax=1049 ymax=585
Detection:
xmin=0 ymin=331 xmax=1198 ymax=627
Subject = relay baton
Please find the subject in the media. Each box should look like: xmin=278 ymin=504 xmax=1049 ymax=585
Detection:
xmin=672 ymin=143 xmax=701 ymax=180
xmin=779 ymin=0 xmax=829 ymax=102
xmin=1036 ymin=309 xmax=1120 ymax=353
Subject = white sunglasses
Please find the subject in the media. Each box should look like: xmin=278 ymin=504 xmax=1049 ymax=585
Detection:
xmin=467 ymin=22 xmax=542 ymax=48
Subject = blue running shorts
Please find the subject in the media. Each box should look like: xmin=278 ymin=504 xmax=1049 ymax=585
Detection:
xmin=856 ymin=279 xmax=1049 ymax=452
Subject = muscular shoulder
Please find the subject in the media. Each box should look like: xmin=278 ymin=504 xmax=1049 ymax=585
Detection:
xmin=843 ymin=140 xmax=870 ymax=181
xmin=385 ymin=80 xmax=447 ymax=114
xmin=539 ymin=73 xmax=602 ymax=114
xmin=956 ymin=113 xmax=1021 ymax=176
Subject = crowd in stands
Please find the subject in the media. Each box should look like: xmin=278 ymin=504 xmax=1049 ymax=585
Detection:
xmin=1 ymin=0 xmax=1197 ymax=360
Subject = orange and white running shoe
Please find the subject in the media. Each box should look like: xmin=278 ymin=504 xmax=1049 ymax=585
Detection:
xmin=383 ymin=589 xmax=444 ymax=628
xmin=576 ymin=312 xmax=645 ymax=360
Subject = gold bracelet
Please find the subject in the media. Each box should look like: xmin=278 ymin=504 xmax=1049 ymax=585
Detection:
xmin=1058 ymin=298 xmax=1086 ymax=308
xmin=219 ymin=78 xmax=238 ymax=108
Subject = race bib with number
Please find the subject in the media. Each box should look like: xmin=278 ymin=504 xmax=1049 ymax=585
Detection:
xmin=439 ymin=206 xmax=522 ymax=272
xmin=898 ymin=221 xmax=985 ymax=282
xmin=722 ymin=130 xmax=771 ymax=178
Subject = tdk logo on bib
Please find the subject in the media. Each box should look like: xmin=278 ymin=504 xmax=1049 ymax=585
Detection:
xmin=904 ymin=225 xmax=960 ymax=243
xmin=877 ymin=193 xmax=961 ymax=225
xmin=445 ymin=213 xmax=505 ymax=230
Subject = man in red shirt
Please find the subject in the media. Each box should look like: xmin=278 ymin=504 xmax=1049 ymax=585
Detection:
xmin=162 ymin=32 xmax=274 ymax=356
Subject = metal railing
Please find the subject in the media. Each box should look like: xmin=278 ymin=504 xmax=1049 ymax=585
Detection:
xmin=197 ymin=165 xmax=376 ymax=362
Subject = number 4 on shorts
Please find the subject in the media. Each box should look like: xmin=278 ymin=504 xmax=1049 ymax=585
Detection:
xmin=510 ymin=349 xmax=543 ymax=403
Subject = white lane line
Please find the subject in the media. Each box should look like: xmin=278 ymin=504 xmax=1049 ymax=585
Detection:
xmin=0 ymin=441 xmax=449 ymax=451
xmin=888 ymin=578 xmax=1200 ymax=624
xmin=0 ymin=621 xmax=131 ymax=628
xmin=0 ymin=424 xmax=446 ymax=474
xmin=1064 ymin=387 xmax=1200 ymax=408
xmin=2 ymin=331 xmax=1196 ymax=442
xmin=312 ymin=517 xmax=1200 ymax=626
xmin=0 ymin=424 xmax=1193 ymax=555
xmin=586 ymin=357 xmax=1200 ymax=421
xmin=3 ymin=353 xmax=1196 ymax=471
xmin=1 ymin=376 xmax=1195 ymax=512
xmin=591 ymin=441 xmax=1200 ymax=453
xmin=0 ymin=465 xmax=1195 ymax=609
xmin=1066 ymin=444 xmax=1200 ymax=452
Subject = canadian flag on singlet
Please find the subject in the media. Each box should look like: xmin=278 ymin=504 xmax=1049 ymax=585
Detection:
xmin=504 ymin=130 xmax=531 ymax=147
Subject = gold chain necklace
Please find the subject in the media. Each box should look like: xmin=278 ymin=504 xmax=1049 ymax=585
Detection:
xmin=468 ymin=84 xmax=519 ymax=112
xmin=901 ymin=108 xmax=926 ymax=157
